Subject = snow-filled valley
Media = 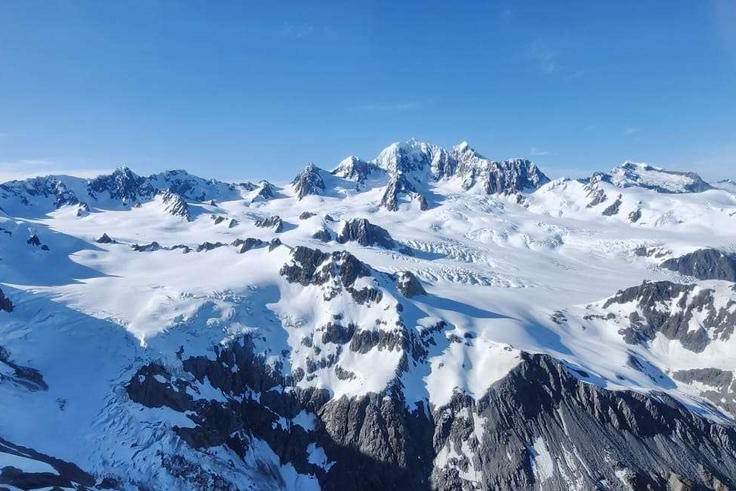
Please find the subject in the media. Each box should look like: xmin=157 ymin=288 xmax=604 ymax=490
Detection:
xmin=2 ymin=139 xmax=736 ymax=490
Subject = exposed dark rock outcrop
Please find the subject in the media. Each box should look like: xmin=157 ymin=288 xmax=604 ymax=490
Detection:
xmin=268 ymin=238 xmax=282 ymax=251
xmin=0 ymin=436 xmax=95 ymax=490
xmin=601 ymin=194 xmax=622 ymax=216
xmin=231 ymin=238 xmax=266 ymax=253
xmin=673 ymin=368 xmax=736 ymax=415
xmin=432 ymin=353 xmax=736 ymax=490
xmin=96 ymin=233 xmax=114 ymax=244
xmin=602 ymin=281 xmax=736 ymax=352
xmin=337 ymin=219 xmax=395 ymax=249
xmin=132 ymin=241 xmax=162 ymax=252
xmin=312 ymin=228 xmax=332 ymax=242
xmin=661 ymin=248 xmax=736 ymax=281
xmin=379 ymin=174 xmax=428 ymax=212
xmin=280 ymin=246 xmax=381 ymax=303
xmin=160 ymin=190 xmax=190 ymax=220
xmin=254 ymin=215 xmax=284 ymax=233
xmin=396 ymin=271 xmax=426 ymax=297
xmin=293 ymin=163 xmax=325 ymax=200
xmin=331 ymin=156 xmax=382 ymax=186
xmin=0 ymin=345 xmax=47 ymax=391
xmin=0 ymin=288 xmax=12 ymax=313
xmin=88 ymin=167 xmax=151 ymax=203
xmin=196 ymin=242 xmax=226 ymax=252
xmin=26 ymin=234 xmax=42 ymax=247
xmin=124 ymin=336 xmax=736 ymax=491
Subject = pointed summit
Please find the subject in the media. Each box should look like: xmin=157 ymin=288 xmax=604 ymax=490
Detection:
xmin=292 ymin=162 xmax=326 ymax=199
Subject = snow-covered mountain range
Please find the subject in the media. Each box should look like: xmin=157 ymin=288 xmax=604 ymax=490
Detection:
xmin=2 ymin=139 xmax=736 ymax=490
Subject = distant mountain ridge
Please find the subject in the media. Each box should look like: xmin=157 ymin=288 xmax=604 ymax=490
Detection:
xmin=2 ymin=138 xmax=736 ymax=489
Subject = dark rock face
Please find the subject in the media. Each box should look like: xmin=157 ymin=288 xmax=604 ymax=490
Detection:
xmin=124 ymin=336 xmax=736 ymax=491
xmin=602 ymin=281 xmax=736 ymax=352
xmin=673 ymin=368 xmax=736 ymax=415
xmin=0 ymin=288 xmax=12 ymax=312
xmin=0 ymin=436 xmax=95 ymax=490
xmin=337 ymin=219 xmax=395 ymax=248
xmin=628 ymin=208 xmax=642 ymax=222
xmin=196 ymin=242 xmax=226 ymax=252
xmin=380 ymin=174 xmax=427 ymax=212
xmin=280 ymin=246 xmax=382 ymax=304
xmin=268 ymin=238 xmax=282 ymax=251
xmin=436 ymin=353 xmax=736 ymax=490
xmin=160 ymin=190 xmax=190 ymax=220
xmin=396 ymin=271 xmax=426 ymax=297
xmin=26 ymin=234 xmax=42 ymax=247
xmin=661 ymin=248 xmax=736 ymax=281
xmin=476 ymin=159 xmax=549 ymax=195
xmin=451 ymin=143 xmax=550 ymax=195
xmin=0 ymin=345 xmax=46 ymax=391
xmin=299 ymin=211 xmax=317 ymax=220
xmin=601 ymin=194 xmax=622 ymax=216
xmin=132 ymin=241 xmax=162 ymax=252
xmin=281 ymin=246 xmax=370 ymax=289
xmin=96 ymin=233 xmax=114 ymax=244
xmin=312 ymin=228 xmax=332 ymax=242
xmin=331 ymin=157 xmax=382 ymax=186
xmin=231 ymin=238 xmax=266 ymax=253
xmin=88 ymin=167 xmax=151 ymax=203
xmin=254 ymin=215 xmax=284 ymax=232
xmin=0 ymin=176 xmax=80 ymax=209
xmin=292 ymin=163 xmax=325 ymax=199
xmin=586 ymin=187 xmax=607 ymax=208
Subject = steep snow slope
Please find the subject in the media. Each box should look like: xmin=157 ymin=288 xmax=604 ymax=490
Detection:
xmin=1 ymin=141 xmax=736 ymax=490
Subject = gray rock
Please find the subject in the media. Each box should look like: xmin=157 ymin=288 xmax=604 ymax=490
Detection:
xmin=95 ymin=233 xmax=114 ymax=244
xmin=601 ymin=194 xmax=622 ymax=216
xmin=196 ymin=241 xmax=225 ymax=252
xmin=292 ymin=163 xmax=325 ymax=199
xmin=160 ymin=190 xmax=190 ymax=220
xmin=254 ymin=215 xmax=283 ymax=233
xmin=231 ymin=238 xmax=266 ymax=253
xmin=131 ymin=241 xmax=162 ymax=252
xmin=311 ymin=228 xmax=332 ymax=242
xmin=337 ymin=218 xmax=395 ymax=248
xmin=396 ymin=271 xmax=426 ymax=297
xmin=0 ymin=436 xmax=95 ymax=490
xmin=602 ymin=281 xmax=736 ymax=352
xmin=673 ymin=368 xmax=736 ymax=415
xmin=661 ymin=248 xmax=736 ymax=281
xmin=0 ymin=288 xmax=13 ymax=312
xmin=0 ymin=345 xmax=46 ymax=391
xmin=379 ymin=174 xmax=427 ymax=212
xmin=268 ymin=238 xmax=282 ymax=251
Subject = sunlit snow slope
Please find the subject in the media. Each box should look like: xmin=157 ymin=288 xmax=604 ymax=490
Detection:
xmin=2 ymin=140 xmax=736 ymax=490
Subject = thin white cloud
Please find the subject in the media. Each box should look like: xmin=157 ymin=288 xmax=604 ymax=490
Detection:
xmin=623 ymin=127 xmax=641 ymax=136
xmin=529 ymin=147 xmax=552 ymax=157
xmin=280 ymin=22 xmax=315 ymax=39
xmin=0 ymin=159 xmax=110 ymax=183
xmin=527 ymin=41 xmax=559 ymax=74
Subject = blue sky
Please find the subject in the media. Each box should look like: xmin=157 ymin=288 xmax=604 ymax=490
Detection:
xmin=1 ymin=0 xmax=735 ymax=183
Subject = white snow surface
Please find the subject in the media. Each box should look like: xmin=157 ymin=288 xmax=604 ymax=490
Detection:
xmin=1 ymin=140 xmax=736 ymax=487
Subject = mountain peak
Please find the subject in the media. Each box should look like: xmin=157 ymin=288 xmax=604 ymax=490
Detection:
xmin=607 ymin=161 xmax=713 ymax=193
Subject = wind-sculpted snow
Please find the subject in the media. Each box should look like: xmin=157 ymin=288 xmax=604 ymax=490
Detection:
xmin=2 ymin=140 xmax=736 ymax=489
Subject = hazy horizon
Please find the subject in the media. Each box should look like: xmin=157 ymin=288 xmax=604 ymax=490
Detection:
xmin=1 ymin=1 xmax=735 ymax=183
